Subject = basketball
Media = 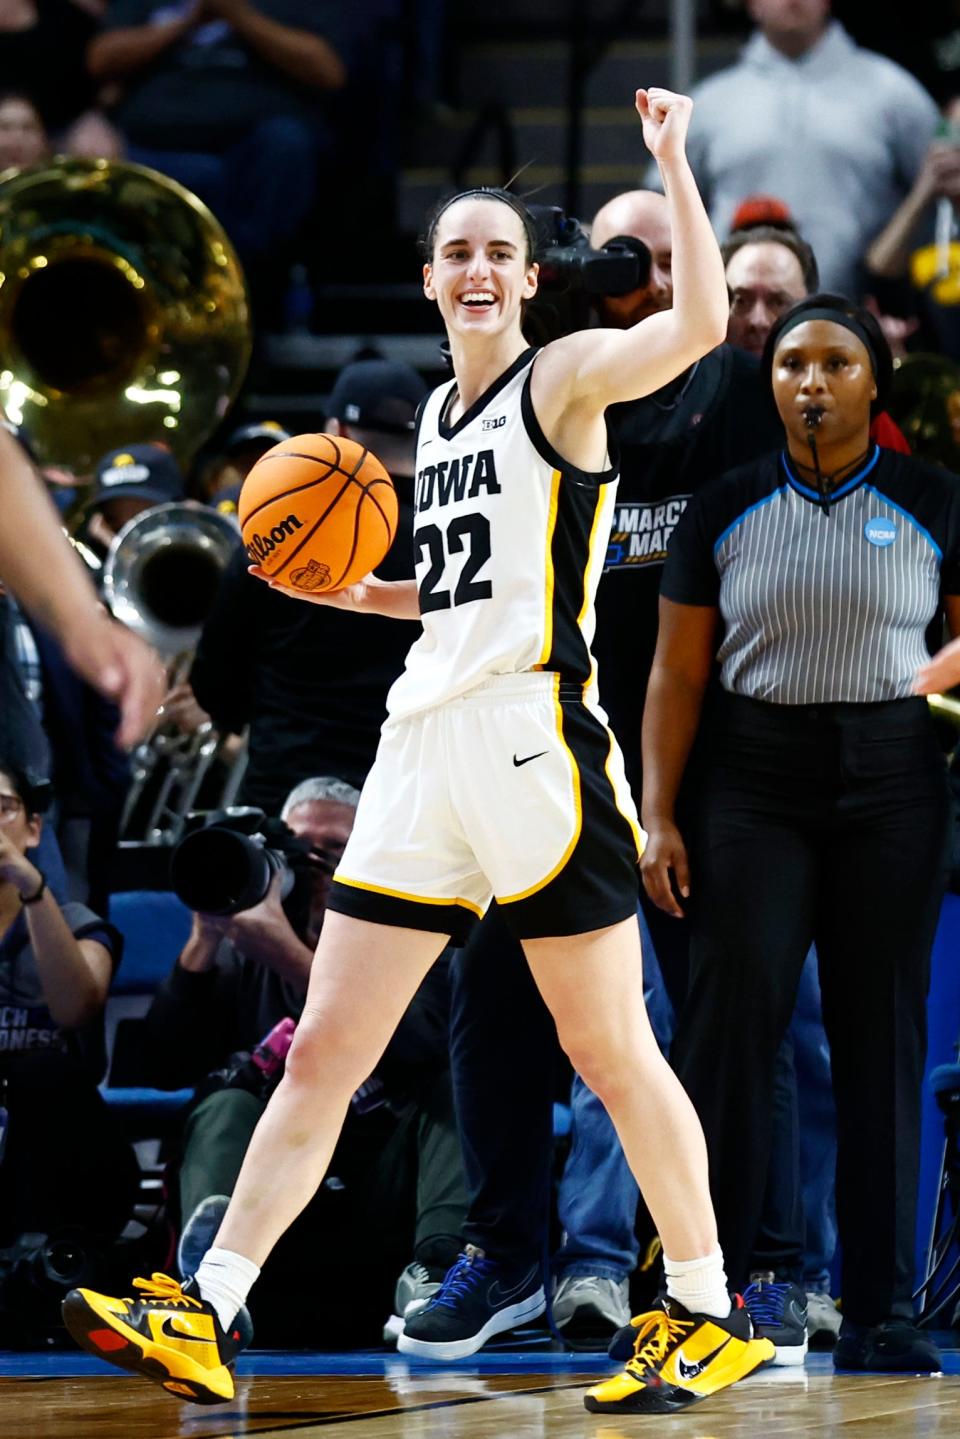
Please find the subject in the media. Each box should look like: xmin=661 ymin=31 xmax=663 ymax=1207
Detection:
xmin=238 ymin=433 xmax=397 ymax=593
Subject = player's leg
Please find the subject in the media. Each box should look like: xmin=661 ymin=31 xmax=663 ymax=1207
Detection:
xmin=61 ymin=913 xmax=448 ymax=1403
xmin=525 ymin=918 xmax=715 ymax=1272
xmin=525 ymin=918 xmax=774 ymax=1414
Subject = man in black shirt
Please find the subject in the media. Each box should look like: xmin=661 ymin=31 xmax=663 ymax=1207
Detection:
xmin=188 ymin=360 xmax=426 ymax=812
xmin=434 ymin=192 xmax=786 ymax=1353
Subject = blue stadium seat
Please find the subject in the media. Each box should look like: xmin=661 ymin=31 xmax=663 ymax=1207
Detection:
xmin=107 ymin=889 xmax=193 ymax=994
xmin=101 ymin=890 xmax=195 ymax=1132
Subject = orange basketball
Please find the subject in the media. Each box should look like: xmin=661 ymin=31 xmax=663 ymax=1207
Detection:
xmin=238 ymin=433 xmax=397 ymax=594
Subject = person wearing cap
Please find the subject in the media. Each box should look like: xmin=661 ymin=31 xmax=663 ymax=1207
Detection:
xmin=641 ymin=293 xmax=960 ymax=1374
xmin=200 ymin=422 xmax=292 ymax=518
xmin=185 ymin=359 xmax=428 ymax=812
xmin=78 ymin=443 xmax=187 ymax=566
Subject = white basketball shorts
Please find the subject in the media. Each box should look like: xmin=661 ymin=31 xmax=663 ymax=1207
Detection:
xmin=327 ymin=672 xmax=644 ymax=943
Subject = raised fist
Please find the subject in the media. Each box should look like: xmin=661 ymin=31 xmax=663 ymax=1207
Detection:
xmin=636 ymin=87 xmax=693 ymax=164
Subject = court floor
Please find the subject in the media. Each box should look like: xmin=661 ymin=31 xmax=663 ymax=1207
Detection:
xmin=2 ymin=1344 xmax=960 ymax=1437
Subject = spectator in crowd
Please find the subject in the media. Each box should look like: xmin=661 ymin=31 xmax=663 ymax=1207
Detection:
xmin=185 ymin=360 xmax=426 ymax=811
xmin=76 ymin=442 xmax=186 ymax=566
xmin=0 ymin=2 xmax=121 ymax=158
xmin=3 ymin=581 xmax=129 ymax=912
xmin=660 ymin=0 xmax=939 ymax=296
xmin=643 ymin=294 xmax=959 ymax=1373
xmin=195 ymin=420 xmax=291 ymax=515
xmin=140 ymin=776 xmax=466 ymax=1344
xmin=0 ymin=91 xmax=49 ymax=170
xmin=88 ymin=2 xmax=351 ymax=272
xmin=411 ymin=191 xmax=785 ymax=1359
xmin=866 ymin=96 xmax=960 ymax=363
xmin=0 ymin=756 xmax=138 ymax=1338
xmin=723 ymin=224 xmax=819 ymax=358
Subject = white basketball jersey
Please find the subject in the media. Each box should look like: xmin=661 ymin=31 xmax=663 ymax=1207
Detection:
xmin=386 ymin=348 xmax=619 ymax=721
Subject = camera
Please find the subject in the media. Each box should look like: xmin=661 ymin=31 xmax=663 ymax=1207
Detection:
xmin=531 ymin=203 xmax=650 ymax=295
xmin=524 ymin=203 xmax=652 ymax=344
xmin=169 ymin=807 xmax=308 ymax=916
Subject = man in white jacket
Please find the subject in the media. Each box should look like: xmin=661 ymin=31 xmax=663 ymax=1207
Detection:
xmin=650 ymin=0 xmax=939 ymax=298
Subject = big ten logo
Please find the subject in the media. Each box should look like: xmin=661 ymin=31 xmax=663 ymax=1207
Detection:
xmin=481 ymin=414 xmax=507 ymax=432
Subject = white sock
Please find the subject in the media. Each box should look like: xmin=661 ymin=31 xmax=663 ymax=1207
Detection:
xmin=663 ymin=1248 xmax=731 ymax=1319
xmin=194 ymin=1247 xmax=261 ymax=1334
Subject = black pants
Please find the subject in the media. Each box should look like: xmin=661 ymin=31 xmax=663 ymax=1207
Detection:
xmin=671 ymin=694 xmax=951 ymax=1324
xmin=0 ymin=1050 xmax=140 ymax=1245
xmin=451 ymin=904 xmax=563 ymax=1264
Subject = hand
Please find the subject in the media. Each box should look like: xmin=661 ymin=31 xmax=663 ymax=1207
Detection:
xmin=159 ymin=681 xmax=211 ymax=736
xmin=60 ymin=610 xmax=166 ymax=750
xmin=863 ymin=296 xmax=920 ymax=361
xmin=636 ymin=87 xmax=693 ymax=166
xmin=248 ymin=564 xmax=373 ymax=611
xmin=0 ymin=829 xmax=41 ymax=899
xmin=924 ymin=143 xmax=960 ymax=205
xmin=221 ymin=873 xmax=298 ymax=969
xmin=639 ymin=817 xmax=691 ymax=918
xmin=914 ymin=635 xmax=960 ymax=695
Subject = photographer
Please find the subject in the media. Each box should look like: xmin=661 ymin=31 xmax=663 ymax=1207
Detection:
xmin=141 ymin=776 xmax=466 ymax=1343
xmin=0 ymin=757 xmax=137 ymax=1337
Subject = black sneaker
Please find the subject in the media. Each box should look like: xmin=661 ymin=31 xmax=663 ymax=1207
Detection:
xmin=62 ymin=1272 xmax=250 ymax=1404
xmin=396 ymin=1245 xmax=545 ymax=1360
xmin=834 ymin=1318 xmax=942 ymax=1374
xmin=742 ymin=1273 xmax=808 ymax=1366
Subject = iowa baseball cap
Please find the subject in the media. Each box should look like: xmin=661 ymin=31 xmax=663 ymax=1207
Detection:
xmin=326 ymin=360 xmax=427 ymax=435
xmin=223 ymin=420 xmax=291 ymax=452
xmin=91 ymin=443 xmax=185 ymax=507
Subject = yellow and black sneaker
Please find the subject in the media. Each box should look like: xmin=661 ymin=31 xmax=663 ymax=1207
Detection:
xmin=583 ymin=1295 xmax=775 ymax=1415
xmin=61 ymin=1272 xmax=250 ymax=1405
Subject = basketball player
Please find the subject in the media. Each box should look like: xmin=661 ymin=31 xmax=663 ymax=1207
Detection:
xmin=62 ymin=89 xmax=774 ymax=1416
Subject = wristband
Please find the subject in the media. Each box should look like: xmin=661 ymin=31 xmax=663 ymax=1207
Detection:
xmin=21 ymin=872 xmax=46 ymax=906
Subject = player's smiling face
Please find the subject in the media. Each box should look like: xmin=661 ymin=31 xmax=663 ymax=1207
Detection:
xmin=423 ymin=197 xmax=538 ymax=338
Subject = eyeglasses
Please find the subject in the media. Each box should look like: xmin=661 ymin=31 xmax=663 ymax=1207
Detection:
xmin=0 ymin=793 xmax=24 ymax=821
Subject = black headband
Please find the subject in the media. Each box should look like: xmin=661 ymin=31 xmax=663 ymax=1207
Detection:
xmin=773 ymin=306 xmax=879 ymax=376
xmin=428 ymin=188 xmax=538 ymax=259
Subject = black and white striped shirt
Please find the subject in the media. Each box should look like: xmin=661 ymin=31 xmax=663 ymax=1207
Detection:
xmin=661 ymin=447 xmax=960 ymax=704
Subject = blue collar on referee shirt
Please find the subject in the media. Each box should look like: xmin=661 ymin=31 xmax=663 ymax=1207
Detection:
xmin=781 ymin=444 xmax=881 ymax=506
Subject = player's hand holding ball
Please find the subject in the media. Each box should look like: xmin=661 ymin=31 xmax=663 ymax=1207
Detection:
xmin=240 ymin=433 xmax=397 ymax=607
xmin=636 ymin=87 xmax=692 ymax=165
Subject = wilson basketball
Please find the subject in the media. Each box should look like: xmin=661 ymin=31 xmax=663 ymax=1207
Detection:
xmin=239 ymin=433 xmax=397 ymax=593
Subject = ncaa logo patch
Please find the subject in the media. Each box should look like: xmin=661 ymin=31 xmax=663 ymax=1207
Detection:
xmin=864 ymin=516 xmax=897 ymax=548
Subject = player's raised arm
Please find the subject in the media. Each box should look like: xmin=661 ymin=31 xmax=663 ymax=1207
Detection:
xmin=534 ymin=89 xmax=727 ymax=421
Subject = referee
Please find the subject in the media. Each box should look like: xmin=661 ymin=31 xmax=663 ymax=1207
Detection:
xmin=641 ymin=293 xmax=960 ymax=1374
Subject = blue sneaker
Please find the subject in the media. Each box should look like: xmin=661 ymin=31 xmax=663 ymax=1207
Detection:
xmin=743 ymin=1273 xmax=808 ymax=1366
xmin=396 ymin=1244 xmax=545 ymax=1360
xmin=177 ymin=1195 xmax=230 ymax=1280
